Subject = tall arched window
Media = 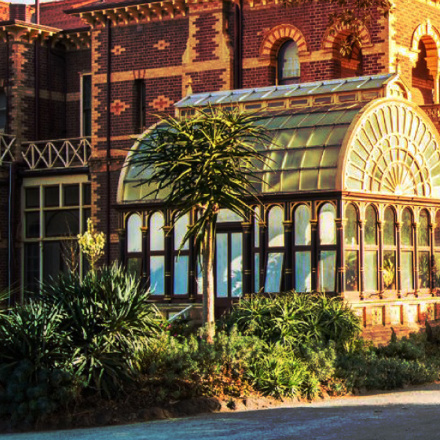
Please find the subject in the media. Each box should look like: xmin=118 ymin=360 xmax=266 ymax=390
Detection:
xmin=401 ymin=208 xmax=414 ymax=293
xmin=418 ymin=210 xmax=430 ymax=290
xmin=318 ymin=203 xmax=336 ymax=292
xmin=383 ymin=207 xmax=396 ymax=291
xmin=364 ymin=205 xmax=378 ymax=292
xmin=149 ymin=211 xmax=165 ymax=295
xmin=294 ymin=204 xmax=311 ymax=292
xmin=277 ymin=40 xmax=300 ymax=85
xmin=345 ymin=204 xmax=359 ymax=291
xmin=173 ymin=213 xmax=190 ymax=296
xmin=265 ymin=206 xmax=284 ymax=292
xmin=126 ymin=213 xmax=142 ymax=276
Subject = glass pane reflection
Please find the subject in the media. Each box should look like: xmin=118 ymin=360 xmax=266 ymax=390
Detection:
xmin=365 ymin=251 xmax=378 ymax=291
xmin=295 ymin=251 xmax=311 ymax=292
xmin=150 ymin=212 xmax=164 ymax=251
xmin=401 ymin=252 xmax=413 ymax=291
xmin=231 ymin=233 xmax=242 ymax=297
xmin=268 ymin=206 xmax=284 ymax=247
xmin=319 ymin=250 xmax=336 ymax=292
xmin=216 ymin=233 xmax=228 ymax=297
xmin=294 ymin=205 xmax=311 ymax=246
xmin=174 ymin=255 xmax=189 ymax=295
xmin=319 ymin=203 xmax=336 ymax=245
xmin=127 ymin=214 xmax=142 ymax=253
xmin=265 ymin=252 xmax=284 ymax=292
xmin=150 ymin=256 xmax=165 ymax=294
xmin=345 ymin=250 xmax=358 ymax=291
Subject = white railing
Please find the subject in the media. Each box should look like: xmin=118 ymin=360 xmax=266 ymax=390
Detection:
xmin=0 ymin=133 xmax=16 ymax=164
xmin=22 ymin=137 xmax=92 ymax=170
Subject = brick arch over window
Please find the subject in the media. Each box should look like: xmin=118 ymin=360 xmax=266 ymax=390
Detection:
xmin=411 ymin=22 xmax=440 ymax=62
xmin=321 ymin=22 xmax=372 ymax=52
xmin=259 ymin=24 xmax=309 ymax=63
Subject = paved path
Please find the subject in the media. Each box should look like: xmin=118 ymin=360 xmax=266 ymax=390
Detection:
xmin=3 ymin=383 xmax=440 ymax=440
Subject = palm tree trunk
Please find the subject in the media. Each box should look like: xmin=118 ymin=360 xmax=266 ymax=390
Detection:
xmin=202 ymin=220 xmax=215 ymax=343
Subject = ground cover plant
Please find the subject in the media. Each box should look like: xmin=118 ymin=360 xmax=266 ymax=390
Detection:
xmin=1 ymin=286 xmax=440 ymax=431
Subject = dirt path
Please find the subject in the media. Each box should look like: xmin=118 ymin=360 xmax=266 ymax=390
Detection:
xmin=3 ymin=383 xmax=440 ymax=439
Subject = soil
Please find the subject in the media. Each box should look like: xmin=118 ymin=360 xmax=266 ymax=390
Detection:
xmin=0 ymin=391 xmax=309 ymax=434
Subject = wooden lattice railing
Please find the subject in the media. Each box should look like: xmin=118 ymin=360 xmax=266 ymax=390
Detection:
xmin=21 ymin=137 xmax=92 ymax=170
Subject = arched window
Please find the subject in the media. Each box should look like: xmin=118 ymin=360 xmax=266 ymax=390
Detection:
xmin=383 ymin=207 xmax=396 ymax=291
xmin=345 ymin=204 xmax=359 ymax=291
xmin=149 ymin=211 xmax=165 ymax=295
xmin=418 ymin=210 xmax=430 ymax=290
xmin=126 ymin=213 xmax=142 ymax=276
xmin=412 ymin=39 xmax=436 ymax=105
xmin=173 ymin=213 xmax=190 ymax=296
xmin=401 ymin=208 xmax=414 ymax=292
xmin=318 ymin=203 xmax=336 ymax=292
xmin=364 ymin=205 xmax=378 ymax=292
xmin=294 ymin=204 xmax=311 ymax=292
xmin=277 ymin=40 xmax=300 ymax=85
xmin=265 ymin=206 xmax=284 ymax=292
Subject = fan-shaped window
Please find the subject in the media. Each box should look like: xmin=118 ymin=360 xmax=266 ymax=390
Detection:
xmin=318 ymin=203 xmax=336 ymax=292
xmin=401 ymin=208 xmax=414 ymax=292
xmin=418 ymin=210 xmax=430 ymax=290
xmin=364 ymin=205 xmax=378 ymax=292
xmin=149 ymin=211 xmax=165 ymax=295
xmin=383 ymin=207 xmax=396 ymax=291
xmin=345 ymin=204 xmax=359 ymax=291
xmin=265 ymin=206 xmax=284 ymax=292
xmin=294 ymin=205 xmax=311 ymax=292
xmin=278 ymin=40 xmax=300 ymax=85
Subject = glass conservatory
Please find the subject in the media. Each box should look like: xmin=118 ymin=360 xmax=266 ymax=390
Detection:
xmin=118 ymin=73 xmax=440 ymax=330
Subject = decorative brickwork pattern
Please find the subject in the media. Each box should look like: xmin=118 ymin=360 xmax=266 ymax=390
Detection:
xmin=111 ymin=45 xmax=126 ymax=56
xmin=149 ymin=95 xmax=173 ymax=111
xmin=153 ymin=39 xmax=170 ymax=50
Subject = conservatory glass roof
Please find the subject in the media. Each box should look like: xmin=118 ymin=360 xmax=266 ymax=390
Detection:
xmin=122 ymin=102 xmax=366 ymax=202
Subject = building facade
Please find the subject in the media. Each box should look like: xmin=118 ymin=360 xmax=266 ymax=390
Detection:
xmin=2 ymin=0 xmax=440 ymax=341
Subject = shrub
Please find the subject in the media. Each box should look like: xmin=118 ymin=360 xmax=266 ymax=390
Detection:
xmin=38 ymin=264 xmax=163 ymax=397
xmin=225 ymin=291 xmax=361 ymax=351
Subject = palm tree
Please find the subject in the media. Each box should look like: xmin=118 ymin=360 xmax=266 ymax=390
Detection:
xmin=128 ymin=106 xmax=269 ymax=342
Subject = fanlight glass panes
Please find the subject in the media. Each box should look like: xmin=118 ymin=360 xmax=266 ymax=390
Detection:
xmin=365 ymin=206 xmax=377 ymax=245
xmin=319 ymin=203 xmax=336 ymax=245
xmin=150 ymin=212 xmax=164 ymax=251
xmin=268 ymin=206 xmax=284 ymax=247
xmin=294 ymin=205 xmax=311 ymax=246
xmin=345 ymin=204 xmax=358 ymax=245
xmin=401 ymin=209 xmax=413 ymax=246
xmin=127 ymin=214 xmax=142 ymax=253
xmin=174 ymin=214 xmax=189 ymax=250
xmin=344 ymin=101 xmax=440 ymax=198
xmin=418 ymin=210 xmax=429 ymax=247
xmin=384 ymin=207 xmax=396 ymax=246
xmin=217 ymin=209 xmax=243 ymax=223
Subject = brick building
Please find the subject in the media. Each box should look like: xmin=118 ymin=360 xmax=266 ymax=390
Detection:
xmin=2 ymin=0 xmax=440 ymax=341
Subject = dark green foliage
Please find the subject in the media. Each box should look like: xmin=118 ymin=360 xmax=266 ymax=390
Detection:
xmin=39 ymin=264 xmax=162 ymax=397
xmin=0 ymin=264 xmax=162 ymax=426
xmin=225 ymin=292 xmax=361 ymax=350
xmin=337 ymin=351 xmax=438 ymax=391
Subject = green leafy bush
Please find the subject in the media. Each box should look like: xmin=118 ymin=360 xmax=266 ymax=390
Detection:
xmin=38 ymin=264 xmax=163 ymax=397
xmin=225 ymin=292 xmax=361 ymax=350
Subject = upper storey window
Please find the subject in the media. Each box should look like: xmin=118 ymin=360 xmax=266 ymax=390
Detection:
xmin=277 ymin=41 xmax=300 ymax=85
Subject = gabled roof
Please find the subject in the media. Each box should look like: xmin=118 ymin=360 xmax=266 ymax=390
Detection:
xmin=41 ymin=0 xmax=96 ymax=30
